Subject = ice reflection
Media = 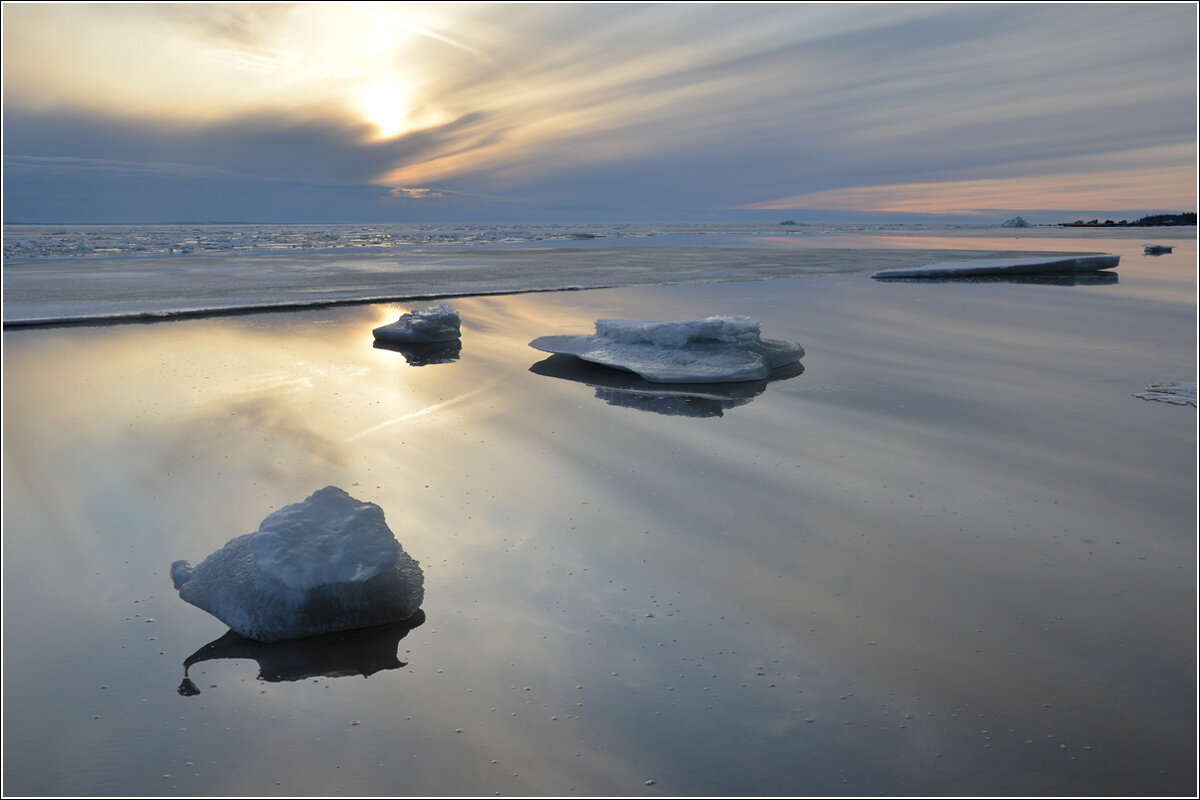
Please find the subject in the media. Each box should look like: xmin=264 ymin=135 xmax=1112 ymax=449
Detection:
xmin=178 ymin=610 xmax=426 ymax=696
xmin=530 ymin=353 xmax=802 ymax=417
xmin=874 ymin=272 xmax=1119 ymax=285
xmin=372 ymin=338 xmax=462 ymax=365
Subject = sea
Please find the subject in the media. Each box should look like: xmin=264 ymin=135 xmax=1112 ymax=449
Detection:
xmin=2 ymin=219 xmax=1196 ymax=796
xmin=6 ymin=220 xmax=1183 ymax=327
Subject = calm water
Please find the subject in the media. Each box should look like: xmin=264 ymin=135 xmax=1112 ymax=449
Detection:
xmin=3 ymin=234 xmax=1196 ymax=795
xmin=8 ymin=222 xmax=1191 ymax=325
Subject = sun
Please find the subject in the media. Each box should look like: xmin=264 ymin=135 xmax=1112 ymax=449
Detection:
xmin=360 ymin=78 xmax=409 ymax=139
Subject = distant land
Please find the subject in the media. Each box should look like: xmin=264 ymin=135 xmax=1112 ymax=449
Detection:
xmin=1059 ymin=212 xmax=1196 ymax=228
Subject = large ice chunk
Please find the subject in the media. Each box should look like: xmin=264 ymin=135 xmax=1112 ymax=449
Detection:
xmin=373 ymin=304 xmax=461 ymax=344
xmin=529 ymin=316 xmax=803 ymax=383
xmin=171 ymin=487 xmax=424 ymax=642
xmin=872 ymin=254 xmax=1119 ymax=279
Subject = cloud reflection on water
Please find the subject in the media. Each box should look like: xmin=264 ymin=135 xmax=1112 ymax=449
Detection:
xmin=530 ymin=353 xmax=803 ymax=417
xmin=372 ymin=337 xmax=462 ymax=365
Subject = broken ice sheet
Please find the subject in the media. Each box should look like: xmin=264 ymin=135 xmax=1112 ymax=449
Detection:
xmin=1134 ymin=381 xmax=1197 ymax=407
xmin=872 ymin=254 xmax=1119 ymax=280
xmin=529 ymin=316 xmax=803 ymax=384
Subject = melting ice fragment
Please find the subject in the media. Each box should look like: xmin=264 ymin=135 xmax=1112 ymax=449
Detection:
xmin=373 ymin=303 xmax=461 ymax=344
xmin=529 ymin=316 xmax=803 ymax=383
xmin=171 ymin=487 xmax=424 ymax=642
xmin=872 ymin=254 xmax=1119 ymax=280
xmin=1134 ymin=381 xmax=1197 ymax=407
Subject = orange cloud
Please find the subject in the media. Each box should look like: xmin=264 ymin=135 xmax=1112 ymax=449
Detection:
xmin=743 ymin=165 xmax=1198 ymax=215
xmin=389 ymin=187 xmax=444 ymax=199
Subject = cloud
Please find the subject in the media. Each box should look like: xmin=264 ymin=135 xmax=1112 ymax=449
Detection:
xmin=743 ymin=168 xmax=1197 ymax=217
xmin=2 ymin=105 xmax=494 ymax=186
xmin=389 ymin=187 xmax=444 ymax=200
xmin=2 ymin=3 xmax=1195 ymax=222
xmin=744 ymin=143 xmax=1198 ymax=215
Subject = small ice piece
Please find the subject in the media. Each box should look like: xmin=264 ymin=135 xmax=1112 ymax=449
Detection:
xmin=1143 ymin=244 xmax=1173 ymax=255
xmin=373 ymin=304 xmax=460 ymax=344
xmin=171 ymin=487 xmax=424 ymax=642
xmin=1001 ymin=216 xmax=1031 ymax=228
xmin=1134 ymin=381 xmax=1197 ymax=407
xmin=872 ymin=254 xmax=1119 ymax=279
xmin=529 ymin=316 xmax=803 ymax=383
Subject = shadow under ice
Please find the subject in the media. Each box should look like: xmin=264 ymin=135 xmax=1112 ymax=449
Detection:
xmin=178 ymin=610 xmax=426 ymax=696
xmin=530 ymin=354 xmax=803 ymax=417
xmin=372 ymin=338 xmax=462 ymax=365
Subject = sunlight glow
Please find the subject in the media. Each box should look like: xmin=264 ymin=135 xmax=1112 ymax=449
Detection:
xmin=360 ymin=78 xmax=409 ymax=139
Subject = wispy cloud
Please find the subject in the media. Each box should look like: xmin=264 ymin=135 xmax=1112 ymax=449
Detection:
xmin=743 ymin=167 xmax=1196 ymax=217
xmin=2 ymin=2 xmax=1194 ymax=221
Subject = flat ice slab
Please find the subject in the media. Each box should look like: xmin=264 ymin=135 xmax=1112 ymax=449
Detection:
xmin=872 ymin=254 xmax=1119 ymax=280
xmin=171 ymin=487 xmax=424 ymax=642
xmin=1134 ymin=381 xmax=1197 ymax=407
xmin=530 ymin=316 xmax=803 ymax=383
xmin=373 ymin=304 xmax=461 ymax=344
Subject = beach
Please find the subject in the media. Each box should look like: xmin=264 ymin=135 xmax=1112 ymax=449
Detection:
xmin=2 ymin=229 xmax=1196 ymax=796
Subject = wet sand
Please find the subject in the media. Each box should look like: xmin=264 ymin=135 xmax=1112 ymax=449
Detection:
xmin=2 ymin=240 xmax=1196 ymax=796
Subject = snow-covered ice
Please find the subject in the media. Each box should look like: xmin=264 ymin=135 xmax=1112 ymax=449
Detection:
xmin=171 ymin=487 xmax=424 ymax=642
xmin=529 ymin=316 xmax=803 ymax=383
xmin=373 ymin=303 xmax=461 ymax=344
xmin=1134 ymin=381 xmax=1197 ymax=406
xmin=872 ymin=254 xmax=1119 ymax=279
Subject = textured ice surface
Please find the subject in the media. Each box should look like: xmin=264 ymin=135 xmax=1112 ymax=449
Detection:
xmin=1134 ymin=381 xmax=1197 ymax=406
xmin=529 ymin=316 xmax=803 ymax=383
xmin=171 ymin=487 xmax=424 ymax=642
xmin=872 ymin=254 xmax=1119 ymax=279
xmin=373 ymin=304 xmax=461 ymax=343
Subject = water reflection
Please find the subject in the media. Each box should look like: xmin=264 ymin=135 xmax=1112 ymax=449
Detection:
xmin=530 ymin=354 xmax=802 ymax=417
xmin=874 ymin=272 xmax=1119 ymax=285
xmin=178 ymin=611 xmax=425 ymax=696
xmin=372 ymin=338 xmax=462 ymax=365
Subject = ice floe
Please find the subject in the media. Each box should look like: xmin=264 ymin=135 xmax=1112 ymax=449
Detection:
xmin=1134 ymin=381 xmax=1197 ymax=407
xmin=373 ymin=304 xmax=461 ymax=344
xmin=872 ymin=254 xmax=1119 ymax=280
xmin=529 ymin=316 xmax=804 ymax=383
xmin=171 ymin=487 xmax=424 ymax=642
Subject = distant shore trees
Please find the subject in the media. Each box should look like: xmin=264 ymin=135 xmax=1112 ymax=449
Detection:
xmin=1059 ymin=212 xmax=1196 ymax=227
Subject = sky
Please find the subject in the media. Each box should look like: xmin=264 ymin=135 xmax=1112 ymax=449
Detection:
xmin=2 ymin=2 xmax=1196 ymax=224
